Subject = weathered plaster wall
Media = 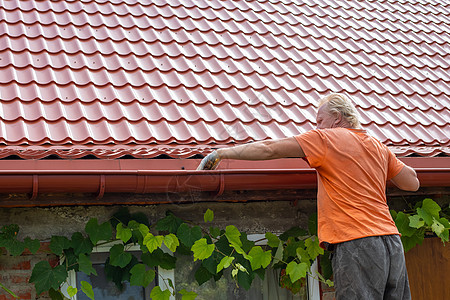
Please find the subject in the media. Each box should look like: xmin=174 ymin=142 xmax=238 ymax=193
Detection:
xmin=0 ymin=201 xmax=316 ymax=240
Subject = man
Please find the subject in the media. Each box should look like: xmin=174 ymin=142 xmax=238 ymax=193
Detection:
xmin=197 ymin=93 xmax=419 ymax=300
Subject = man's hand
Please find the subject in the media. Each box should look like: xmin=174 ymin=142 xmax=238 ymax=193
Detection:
xmin=197 ymin=151 xmax=221 ymax=170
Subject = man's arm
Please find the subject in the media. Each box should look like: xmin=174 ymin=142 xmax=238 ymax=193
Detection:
xmin=197 ymin=137 xmax=305 ymax=170
xmin=390 ymin=165 xmax=420 ymax=191
xmin=218 ymin=137 xmax=305 ymax=160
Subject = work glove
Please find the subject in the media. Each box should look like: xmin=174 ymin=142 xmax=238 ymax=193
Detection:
xmin=197 ymin=151 xmax=221 ymax=170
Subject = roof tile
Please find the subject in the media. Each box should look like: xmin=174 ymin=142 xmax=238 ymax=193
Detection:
xmin=0 ymin=0 xmax=449 ymax=157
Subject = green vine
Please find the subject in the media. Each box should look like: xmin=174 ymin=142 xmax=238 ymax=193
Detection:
xmin=0 ymin=198 xmax=449 ymax=300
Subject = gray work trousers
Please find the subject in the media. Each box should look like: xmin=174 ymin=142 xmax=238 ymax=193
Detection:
xmin=331 ymin=235 xmax=411 ymax=300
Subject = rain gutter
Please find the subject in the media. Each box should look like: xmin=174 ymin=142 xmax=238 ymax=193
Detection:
xmin=0 ymin=157 xmax=449 ymax=200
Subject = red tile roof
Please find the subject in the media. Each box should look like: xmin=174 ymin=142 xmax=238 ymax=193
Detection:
xmin=0 ymin=0 xmax=449 ymax=159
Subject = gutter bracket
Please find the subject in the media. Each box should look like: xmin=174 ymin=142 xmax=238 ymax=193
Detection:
xmin=96 ymin=175 xmax=106 ymax=200
xmin=28 ymin=175 xmax=39 ymax=201
xmin=213 ymin=173 xmax=225 ymax=198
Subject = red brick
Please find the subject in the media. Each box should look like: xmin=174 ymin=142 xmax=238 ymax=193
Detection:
xmin=322 ymin=292 xmax=336 ymax=300
xmin=0 ymin=258 xmax=31 ymax=271
xmin=10 ymin=274 xmax=30 ymax=284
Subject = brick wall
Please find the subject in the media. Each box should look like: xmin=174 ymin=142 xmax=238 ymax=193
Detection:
xmin=0 ymin=243 xmax=57 ymax=300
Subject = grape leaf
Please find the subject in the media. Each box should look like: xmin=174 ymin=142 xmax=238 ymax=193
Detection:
xmin=305 ymin=237 xmax=324 ymax=259
xmin=85 ymin=218 xmax=112 ymax=245
xmin=141 ymin=248 xmax=176 ymax=270
xmin=265 ymin=232 xmax=280 ymax=248
xmin=7 ymin=239 xmax=25 ymax=256
xmin=177 ymin=223 xmax=202 ymax=248
xmin=217 ymin=256 xmax=234 ymax=273
xmin=29 ymin=261 xmax=67 ymax=295
xmin=109 ymin=244 xmax=132 ymax=268
xmin=248 ymin=246 xmax=271 ymax=270
xmin=204 ymin=209 xmax=214 ymax=223
xmin=195 ymin=265 xmax=214 ymax=285
xmin=144 ymin=233 xmax=164 ymax=253
xmin=225 ymin=225 xmax=242 ymax=247
xmin=81 ymin=281 xmax=95 ymax=300
xmin=130 ymin=264 xmax=155 ymax=287
xmin=285 ymin=261 xmax=308 ymax=283
xmin=24 ymin=237 xmax=40 ymax=254
xmin=191 ymin=238 xmax=215 ymax=261
xmin=116 ymin=223 xmax=132 ymax=243
xmin=78 ymin=254 xmax=97 ymax=276
xmin=417 ymin=198 xmax=441 ymax=226
xmin=50 ymin=236 xmax=71 ymax=256
xmin=394 ymin=212 xmax=417 ymax=236
xmin=431 ymin=219 xmax=445 ymax=236
xmin=150 ymin=286 xmax=171 ymax=300
xmin=71 ymin=232 xmax=93 ymax=256
xmin=164 ymin=234 xmax=180 ymax=252
xmin=67 ymin=286 xmax=78 ymax=298
xmin=179 ymin=289 xmax=198 ymax=300
xmin=155 ymin=212 xmax=183 ymax=234
xmin=409 ymin=215 xmax=425 ymax=229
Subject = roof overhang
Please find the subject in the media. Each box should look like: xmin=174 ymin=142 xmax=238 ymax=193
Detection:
xmin=0 ymin=157 xmax=449 ymax=207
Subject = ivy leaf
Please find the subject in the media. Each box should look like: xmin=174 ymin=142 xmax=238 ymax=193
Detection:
xmin=7 ymin=239 xmax=25 ymax=256
xmin=265 ymin=232 xmax=280 ymax=248
xmin=81 ymin=281 xmax=95 ymax=300
xmin=29 ymin=261 xmax=68 ymax=295
xmin=67 ymin=286 xmax=78 ymax=298
xmin=177 ymin=223 xmax=202 ymax=248
xmin=150 ymin=286 xmax=171 ymax=300
xmin=116 ymin=223 xmax=132 ymax=243
xmin=144 ymin=233 xmax=164 ymax=253
xmin=109 ymin=244 xmax=132 ymax=268
xmin=204 ymin=209 xmax=214 ymax=223
xmin=179 ymin=289 xmax=198 ymax=300
xmin=285 ymin=261 xmax=308 ymax=283
xmin=50 ymin=236 xmax=71 ymax=256
xmin=248 ymin=246 xmax=271 ymax=270
xmin=130 ymin=264 xmax=155 ymax=287
xmin=164 ymin=234 xmax=180 ymax=252
xmin=217 ymin=256 xmax=234 ymax=273
xmin=78 ymin=254 xmax=97 ymax=276
xmin=305 ymin=237 xmax=324 ymax=259
xmin=191 ymin=238 xmax=215 ymax=261
xmin=417 ymin=198 xmax=441 ymax=226
xmin=71 ymin=232 xmax=93 ymax=256
xmin=225 ymin=225 xmax=242 ymax=247
xmin=409 ymin=215 xmax=425 ymax=229
xmin=394 ymin=212 xmax=417 ymax=237
xmin=85 ymin=218 xmax=112 ymax=245
xmin=431 ymin=219 xmax=445 ymax=236
xmin=155 ymin=212 xmax=183 ymax=234
xmin=24 ymin=237 xmax=40 ymax=254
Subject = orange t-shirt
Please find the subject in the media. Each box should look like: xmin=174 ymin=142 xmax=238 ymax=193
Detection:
xmin=295 ymin=128 xmax=405 ymax=247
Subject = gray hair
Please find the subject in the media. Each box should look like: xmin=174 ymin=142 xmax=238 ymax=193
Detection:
xmin=318 ymin=93 xmax=361 ymax=128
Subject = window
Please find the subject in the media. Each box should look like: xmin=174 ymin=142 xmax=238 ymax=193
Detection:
xmin=62 ymin=236 xmax=320 ymax=300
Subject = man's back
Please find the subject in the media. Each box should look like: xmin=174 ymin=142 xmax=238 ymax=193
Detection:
xmin=295 ymin=128 xmax=404 ymax=245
